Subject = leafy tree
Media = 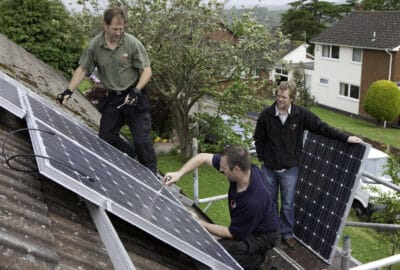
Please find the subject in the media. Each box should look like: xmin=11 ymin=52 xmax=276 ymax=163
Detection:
xmin=364 ymin=80 xmax=400 ymax=126
xmin=100 ymin=0 xmax=289 ymax=158
xmin=292 ymin=63 xmax=315 ymax=109
xmin=281 ymin=0 xmax=352 ymax=44
xmin=0 ymin=0 xmax=86 ymax=76
xmin=370 ymin=149 xmax=400 ymax=257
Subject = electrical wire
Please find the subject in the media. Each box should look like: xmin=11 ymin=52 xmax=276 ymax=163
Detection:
xmin=1 ymin=128 xmax=94 ymax=183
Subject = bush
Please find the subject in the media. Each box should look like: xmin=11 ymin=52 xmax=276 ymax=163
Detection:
xmin=364 ymin=80 xmax=400 ymax=123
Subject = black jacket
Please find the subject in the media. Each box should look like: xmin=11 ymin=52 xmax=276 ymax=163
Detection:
xmin=254 ymin=102 xmax=348 ymax=170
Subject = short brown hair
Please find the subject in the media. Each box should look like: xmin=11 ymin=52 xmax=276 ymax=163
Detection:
xmin=276 ymin=81 xmax=297 ymax=99
xmin=221 ymin=145 xmax=250 ymax=171
xmin=103 ymin=7 xmax=125 ymax=25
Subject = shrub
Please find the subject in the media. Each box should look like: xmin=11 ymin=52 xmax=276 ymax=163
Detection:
xmin=364 ymin=80 xmax=400 ymax=123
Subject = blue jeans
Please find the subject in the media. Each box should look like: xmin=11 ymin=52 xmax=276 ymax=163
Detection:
xmin=261 ymin=165 xmax=298 ymax=239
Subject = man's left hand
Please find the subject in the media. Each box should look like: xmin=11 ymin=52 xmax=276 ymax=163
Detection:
xmin=125 ymin=87 xmax=141 ymax=106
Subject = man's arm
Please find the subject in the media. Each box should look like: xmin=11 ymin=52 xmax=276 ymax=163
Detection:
xmin=135 ymin=66 xmax=152 ymax=91
xmin=199 ymin=220 xmax=233 ymax=239
xmin=163 ymin=153 xmax=213 ymax=185
xmin=68 ymin=66 xmax=88 ymax=93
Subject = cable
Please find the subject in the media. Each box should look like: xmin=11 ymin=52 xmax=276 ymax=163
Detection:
xmin=1 ymin=128 xmax=94 ymax=183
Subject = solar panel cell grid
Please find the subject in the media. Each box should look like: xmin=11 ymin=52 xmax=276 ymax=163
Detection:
xmin=294 ymin=132 xmax=367 ymax=263
xmin=23 ymin=94 xmax=242 ymax=269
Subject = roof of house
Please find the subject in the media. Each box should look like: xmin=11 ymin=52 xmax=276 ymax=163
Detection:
xmin=311 ymin=11 xmax=400 ymax=50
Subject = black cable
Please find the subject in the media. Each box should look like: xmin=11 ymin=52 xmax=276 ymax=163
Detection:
xmin=1 ymin=128 xmax=94 ymax=183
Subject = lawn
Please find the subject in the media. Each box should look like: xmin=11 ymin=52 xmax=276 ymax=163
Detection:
xmin=311 ymin=106 xmax=400 ymax=149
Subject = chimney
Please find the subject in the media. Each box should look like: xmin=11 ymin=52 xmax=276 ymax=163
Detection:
xmin=354 ymin=0 xmax=363 ymax=11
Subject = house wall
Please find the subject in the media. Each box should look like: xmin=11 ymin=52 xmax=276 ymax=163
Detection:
xmin=311 ymin=45 xmax=361 ymax=114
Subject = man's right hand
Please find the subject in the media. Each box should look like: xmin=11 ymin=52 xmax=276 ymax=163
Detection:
xmin=56 ymin=89 xmax=73 ymax=105
xmin=163 ymin=173 xmax=181 ymax=186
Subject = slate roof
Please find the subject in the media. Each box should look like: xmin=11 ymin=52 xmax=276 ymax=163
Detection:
xmin=311 ymin=11 xmax=400 ymax=50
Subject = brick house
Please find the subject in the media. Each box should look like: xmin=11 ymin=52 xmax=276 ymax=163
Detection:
xmin=310 ymin=11 xmax=400 ymax=124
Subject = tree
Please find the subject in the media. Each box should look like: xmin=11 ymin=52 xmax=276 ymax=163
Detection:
xmin=0 ymin=0 xmax=86 ymax=76
xmin=292 ymin=63 xmax=315 ymax=109
xmin=370 ymin=149 xmax=400 ymax=257
xmin=364 ymin=80 xmax=400 ymax=126
xmin=281 ymin=0 xmax=352 ymax=44
xmin=102 ymin=0 xmax=289 ymax=158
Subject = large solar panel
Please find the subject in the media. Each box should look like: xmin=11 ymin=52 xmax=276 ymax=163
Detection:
xmin=0 ymin=71 xmax=26 ymax=118
xmin=294 ymin=132 xmax=369 ymax=264
xmin=21 ymin=92 xmax=242 ymax=270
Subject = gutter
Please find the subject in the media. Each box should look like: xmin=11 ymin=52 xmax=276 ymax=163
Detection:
xmin=385 ymin=48 xmax=393 ymax=80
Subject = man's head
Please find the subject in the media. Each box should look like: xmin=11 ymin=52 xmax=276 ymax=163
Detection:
xmin=275 ymin=81 xmax=296 ymax=112
xmin=219 ymin=145 xmax=251 ymax=181
xmin=103 ymin=8 xmax=125 ymax=43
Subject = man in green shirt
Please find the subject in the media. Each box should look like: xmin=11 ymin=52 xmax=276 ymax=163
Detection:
xmin=57 ymin=7 xmax=157 ymax=175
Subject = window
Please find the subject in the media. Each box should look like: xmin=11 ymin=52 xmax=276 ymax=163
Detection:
xmin=275 ymin=67 xmax=289 ymax=83
xmin=320 ymin=78 xmax=329 ymax=85
xmin=322 ymin=45 xmax=340 ymax=59
xmin=352 ymin=48 xmax=362 ymax=63
xmin=339 ymin=83 xmax=359 ymax=99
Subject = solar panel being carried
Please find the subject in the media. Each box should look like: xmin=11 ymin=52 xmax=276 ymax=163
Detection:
xmin=294 ymin=132 xmax=369 ymax=264
xmin=21 ymin=92 xmax=242 ymax=270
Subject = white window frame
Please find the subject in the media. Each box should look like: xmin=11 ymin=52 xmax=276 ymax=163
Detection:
xmin=319 ymin=78 xmax=329 ymax=86
xmin=352 ymin=48 xmax=363 ymax=63
xmin=339 ymin=82 xmax=360 ymax=100
xmin=322 ymin=45 xmax=340 ymax=59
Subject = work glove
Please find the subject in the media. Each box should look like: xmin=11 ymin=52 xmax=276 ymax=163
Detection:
xmin=56 ymin=88 xmax=73 ymax=105
xmin=126 ymin=87 xmax=141 ymax=106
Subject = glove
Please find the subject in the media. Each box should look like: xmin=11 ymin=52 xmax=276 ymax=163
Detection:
xmin=126 ymin=87 xmax=141 ymax=106
xmin=56 ymin=88 xmax=73 ymax=104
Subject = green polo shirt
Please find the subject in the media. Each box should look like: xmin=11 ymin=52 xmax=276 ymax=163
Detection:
xmin=79 ymin=32 xmax=150 ymax=91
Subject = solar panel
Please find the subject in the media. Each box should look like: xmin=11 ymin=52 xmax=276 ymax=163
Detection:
xmin=294 ymin=132 xmax=369 ymax=264
xmin=0 ymin=71 xmax=26 ymax=118
xmin=22 ymin=93 xmax=242 ymax=270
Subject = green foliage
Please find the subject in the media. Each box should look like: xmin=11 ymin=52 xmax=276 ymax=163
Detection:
xmin=292 ymin=63 xmax=315 ymax=109
xmin=193 ymin=112 xmax=253 ymax=153
xmin=105 ymin=0 xmax=289 ymax=158
xmin=364 ymin=80 xmax=400 ymax=123
xmin=369 ymin=150 xmax=400 ymax=256
xmin=281 ymin=0 xmax=352 ymax=43
xmin=0 ymin=0 xmax=86 ymax=77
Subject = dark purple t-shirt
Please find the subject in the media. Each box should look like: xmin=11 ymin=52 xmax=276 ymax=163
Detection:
xmin=212 ymin=154 xmax=279 ymax=240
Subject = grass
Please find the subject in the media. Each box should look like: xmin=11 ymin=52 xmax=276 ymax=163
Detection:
xmin=310 ymin=106 xmax=400 ymax=149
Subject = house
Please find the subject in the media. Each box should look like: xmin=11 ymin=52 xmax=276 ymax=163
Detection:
xmin=311 ymin=11 xmax=400 ymax=123
xmin=269 ymin=41 xmax=314 ymax=85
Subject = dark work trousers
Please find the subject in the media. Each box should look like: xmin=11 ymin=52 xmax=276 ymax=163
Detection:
xmin=219 ymin=231 xmax=280 ymax=270
xmin=98 ymin=91 xmax=157 ymax=175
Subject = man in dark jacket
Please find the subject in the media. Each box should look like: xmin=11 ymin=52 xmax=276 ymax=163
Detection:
xmin=164 ymin=145 xmax=280 ymax=269
xmin=254 ymin=81 xmax=362 ymax=248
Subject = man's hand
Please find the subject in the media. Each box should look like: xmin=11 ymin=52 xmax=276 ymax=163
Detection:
xmin=125 ymin=87 xmax=141 ymax=106
xmin=56 ymin=89 xmax=73 ymax=105
xmin=347 ymin=136 xmax=363 ymax=143
xmin=163 ymin=172 xmax=182 ymax=186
